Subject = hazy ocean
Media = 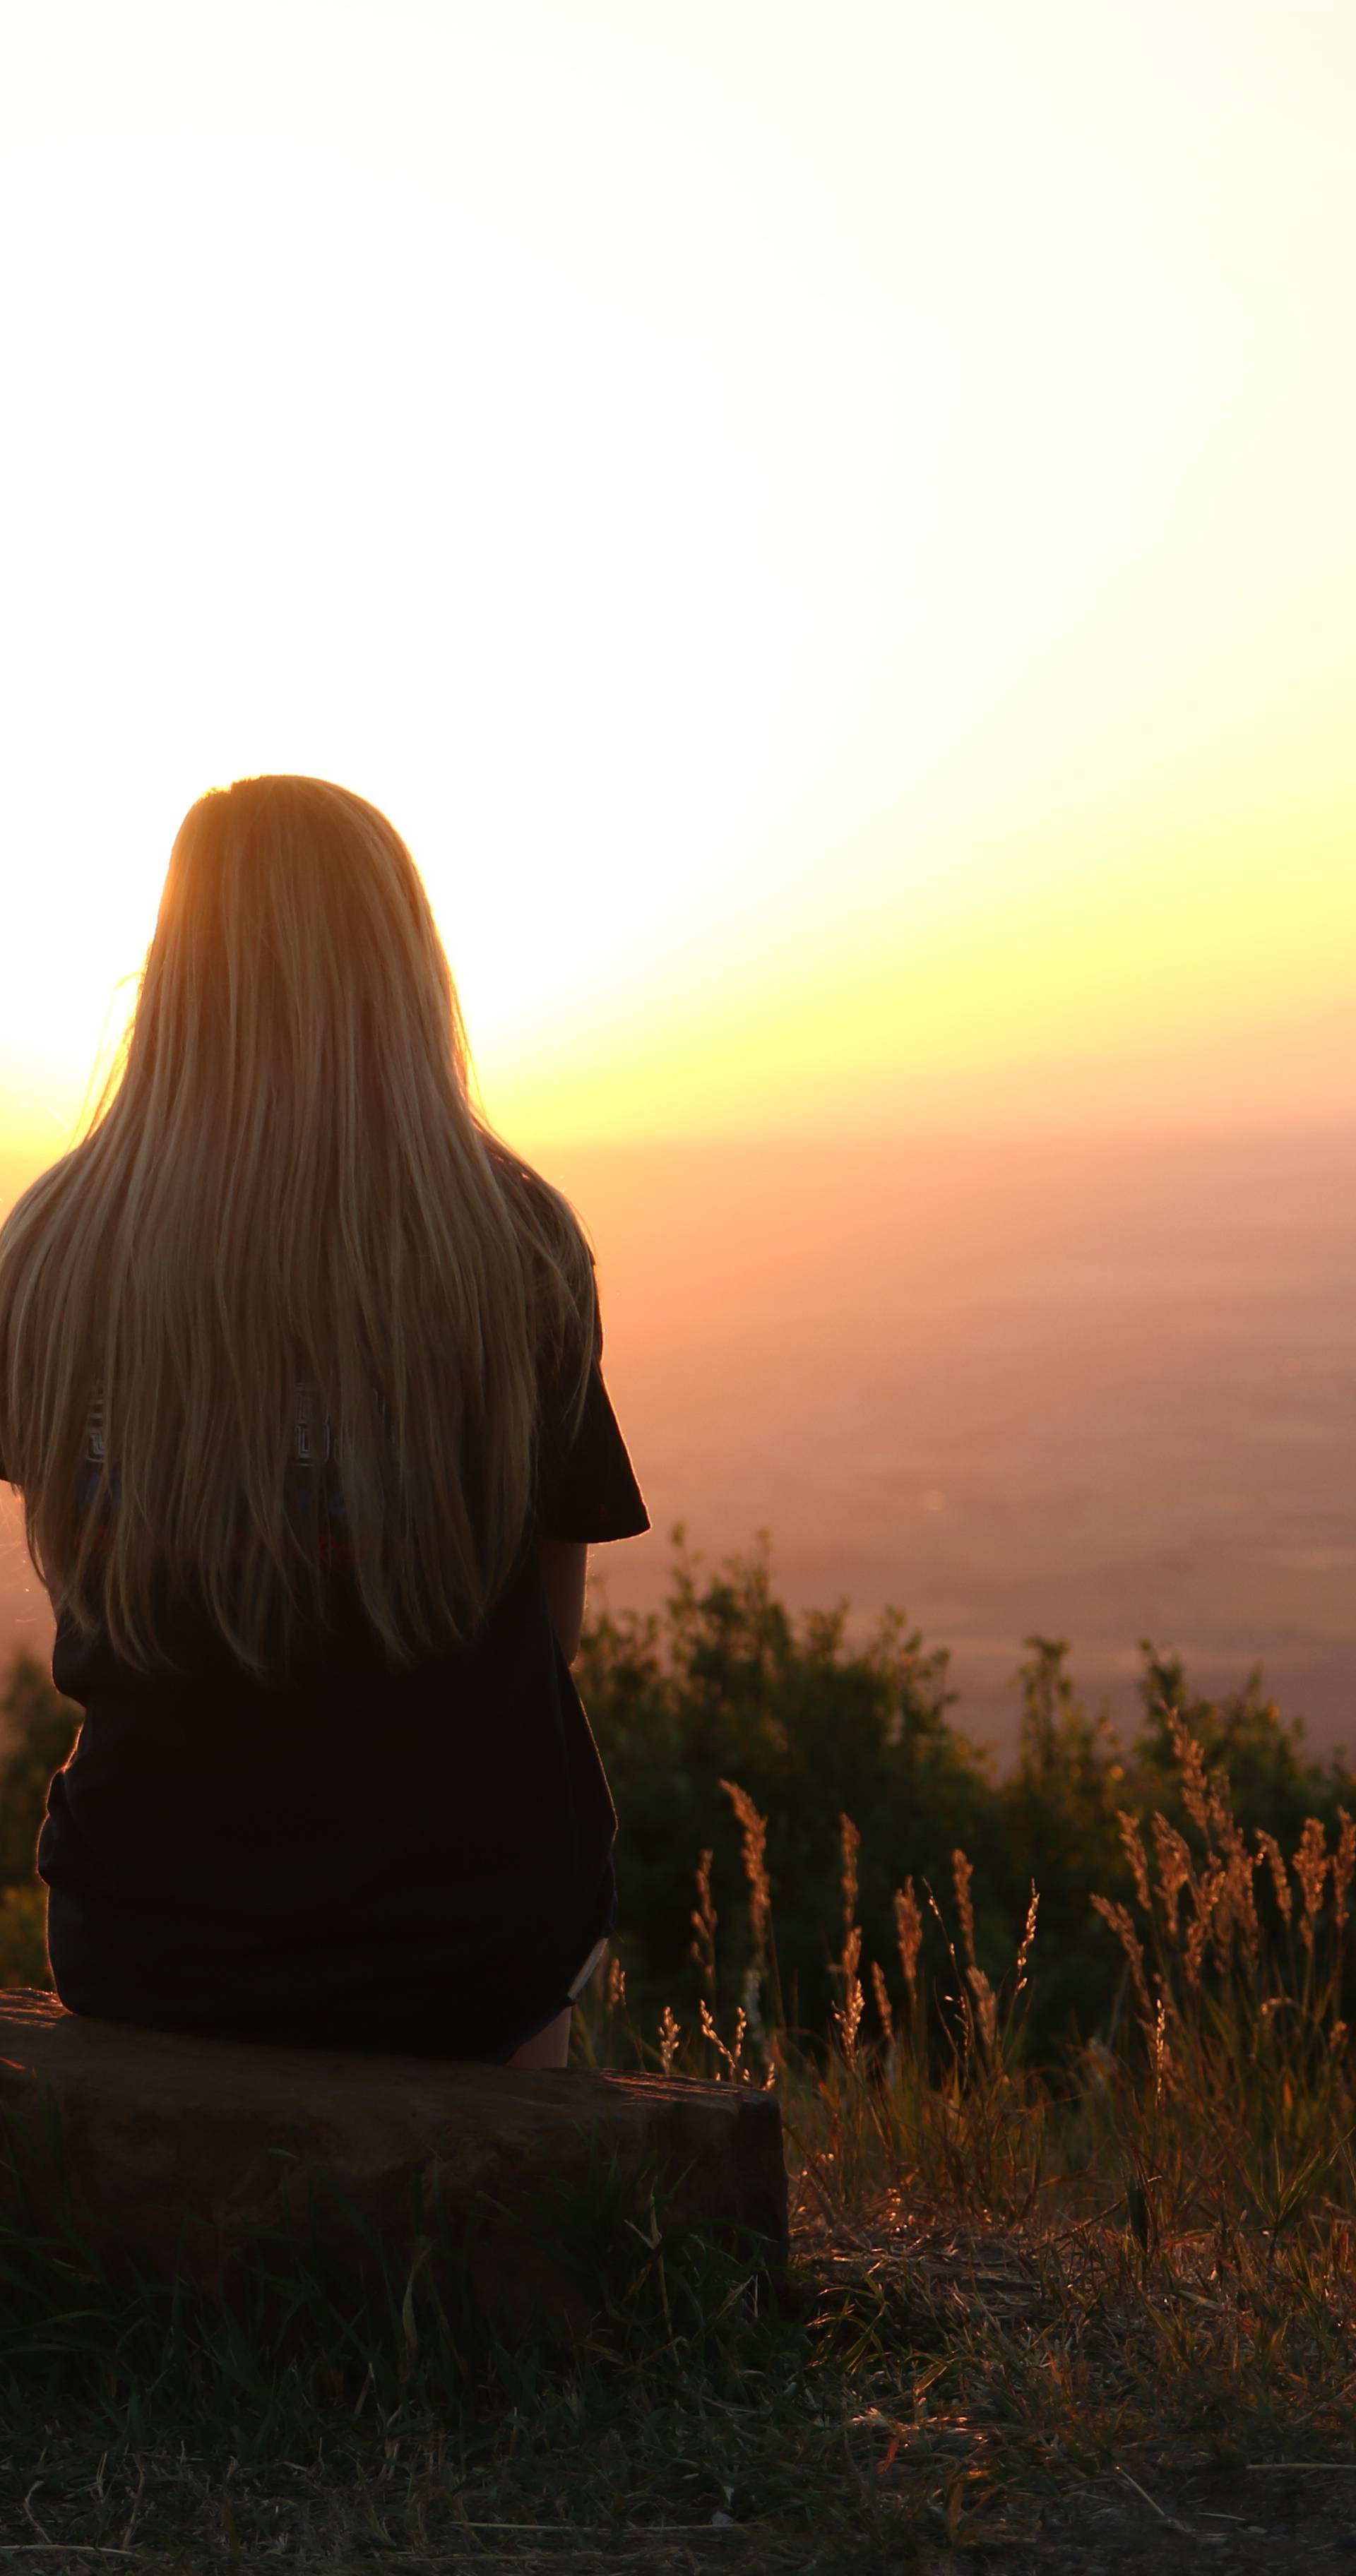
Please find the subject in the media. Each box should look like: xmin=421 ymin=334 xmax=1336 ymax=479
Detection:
xmin=2 ymin=1124 xmax=1352 ymax=1763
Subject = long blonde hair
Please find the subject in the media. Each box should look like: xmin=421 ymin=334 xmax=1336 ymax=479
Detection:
xmin=0 ymin=775 xmax=597 ymax=1686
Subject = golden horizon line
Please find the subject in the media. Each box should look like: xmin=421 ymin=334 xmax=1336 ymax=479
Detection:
xmin=1 ymin=1097 xmax=1354 ymax=1200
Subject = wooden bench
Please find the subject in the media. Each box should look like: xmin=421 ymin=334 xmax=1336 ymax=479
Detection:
xmin=0 ymin=1990 xmax=787 ymax=2306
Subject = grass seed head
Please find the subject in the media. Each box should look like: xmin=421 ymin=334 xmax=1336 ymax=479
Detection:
xmin=1255 ymin=1827 xmax=1293 ymax=1926
xmin=835 ymin=1951 xmax=865 ymax=2064
xmin=966 ymin=1964 xmax=999 ymax=2054
xmin=690 ymin=1847 xmax=718 ymax=1992
xmin=1206 ymin=1765 xmax=1235 ymax=1852
xmin=1148 ymin=1994 xmax=1173 ymax=2103
xmin=720 ymin=1777 xmax=772 ymax=1969
xmin=698 ymin=1997 xmax=748 ymax=2082
xmin=1151 ymin=1815 xmax=1194 ymax=1932
xmin=895 ymin=1880 xmax=923 ymax=2002
xmin=1165 ymin=1706 xmax=1213 ymax=1840
xmin=839 ymin=1813 xmax=861 ymax=1943
xmin=1184 ymin=1864 xmax=1224 ymax=1986
xmin=1117 ymin=1812 xmax=1152 ymax=1914
xmin=1090 ymin=1895 xmax=1153 ymax=2022
xmin=1015 ymin=1882 xmax=1040 ymax=1993
xmin=953 ymin=1847 xmax=977 ymax=1972
xmin=1294 ymin=1817 xmax=1330 ymax=1952
xmin=1222 ymin=1835 xmax=1261 ymax=1968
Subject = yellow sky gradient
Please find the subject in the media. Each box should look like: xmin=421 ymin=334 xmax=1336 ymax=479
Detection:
xmin=1 ymin=0 xmax=1352 ymax=1169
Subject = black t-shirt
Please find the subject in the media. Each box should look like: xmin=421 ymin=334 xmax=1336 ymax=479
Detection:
xmin=5 ymin=1334 xmax=648 ymax=2058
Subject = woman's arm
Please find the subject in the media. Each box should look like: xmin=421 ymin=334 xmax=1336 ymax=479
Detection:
xmin=534 ymin=1537 xmax=588 ymax=1664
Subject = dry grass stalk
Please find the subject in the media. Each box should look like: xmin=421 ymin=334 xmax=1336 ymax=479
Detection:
xmin=606 ymin=1955 xmax=627 ymax=2011
xmin=1206 ymin=1765 xmax=1235 ymax=1852
xmin=689 ymin=1848 xmax=718 ymax=1994
xmin=834 ymin=1925 xmax=864 ymax=2064
xmin=835 ymin=1814 xmax=863 ymax=2065
xmin=966 ymin=1965 xmax=999 ymax=2054
xmin=1165 ymin=1706 xmax=1212 ymax=1838
xmin=658 ymin=2003 xmax=681 ymax=2076
xmin=839 ymin=1813 xmax=860 ymax=1949
xmin=1148 ymin=1995 xmax=1173 ymax=2104
xmin=895 ymin=1880 xmax=923 ymax=2004
xmin=870 ymin=1958 xmax=893 ymax=2039
xmin=1014 ymin=1883 xmax=1040 ymax=1994
xmin=1184 ymin=1861 xmax=1226 ymax=1986
xmin=719 ymin=1777 xmax=771 ymax=1971
xmin=953 ymin=1847 xmax=977 ymax=1972
xmin=1255 ymin=1827 xmax=1292 ymax=1926
xmin=699 ymin=1996 xmax=747 ymax=2082
xmin=1090 ymin=1895 xmax=1153 ymax=2022
xmin=1295 ymin=1818 xmax=1330 ymax=1953
xmin=1117 ymin=1811 xmax=1151 ymax=1914
xmin=1220 ymin=1825 xmax=1261 ymax=1971
xmin=1151 ymin=1815 xmax=1194 ymax=1930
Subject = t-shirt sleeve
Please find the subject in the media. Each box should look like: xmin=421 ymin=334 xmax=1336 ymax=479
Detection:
xmin=533 ymin=1305 xmax=649 ymax=1546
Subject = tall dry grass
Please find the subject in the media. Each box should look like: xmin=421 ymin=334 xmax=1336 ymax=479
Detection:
xmin=577 ymin=1703 xmax=1356 ymax=2259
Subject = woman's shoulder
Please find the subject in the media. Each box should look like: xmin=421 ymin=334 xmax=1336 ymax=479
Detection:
xmin=484 ymin=1137 xmax=590 ymax=1244
xmin=482 ymin=1138 xmax=599 ymax=1357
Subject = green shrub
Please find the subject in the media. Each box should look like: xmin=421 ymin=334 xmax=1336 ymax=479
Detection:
xmin=581 ymin=1530 xmax=1356 ymax=2051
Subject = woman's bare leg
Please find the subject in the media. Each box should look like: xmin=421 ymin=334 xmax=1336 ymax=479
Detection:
xmin=503 ymin=2005 xmax=572 ymax=2070
xmin=501 ymin=1936 xmax=608 ymax=2068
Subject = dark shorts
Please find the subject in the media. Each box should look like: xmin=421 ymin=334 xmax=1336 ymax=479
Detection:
xmin=44 ymin=1865 xmax=618 ymax=2065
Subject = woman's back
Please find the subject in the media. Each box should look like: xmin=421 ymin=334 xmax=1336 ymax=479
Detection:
xmin=0 ymin=775 xmax=648 ymax=2059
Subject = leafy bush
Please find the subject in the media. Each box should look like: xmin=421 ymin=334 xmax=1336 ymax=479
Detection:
xmin=581 ymin=1530 xmax=1356 ymax=2051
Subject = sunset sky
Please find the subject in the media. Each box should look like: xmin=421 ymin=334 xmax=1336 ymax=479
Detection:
xmin=1 ymin=0 xmax=1352 ymax=1166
